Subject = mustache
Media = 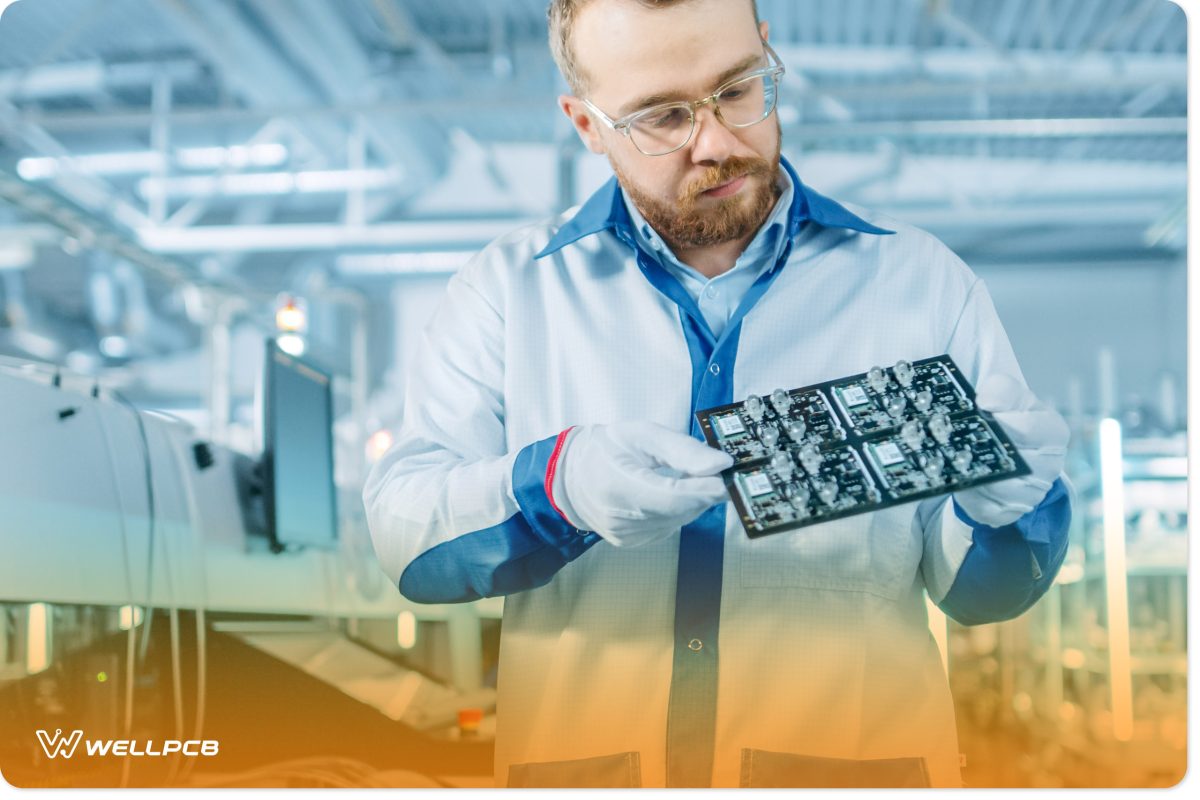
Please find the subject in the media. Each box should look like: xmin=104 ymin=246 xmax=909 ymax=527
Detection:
xmin=682 ymin=156 xmax=775 ymax=202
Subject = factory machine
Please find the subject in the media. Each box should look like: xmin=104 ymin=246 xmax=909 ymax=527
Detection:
xmin=0 ymin=345 xmax=498 ymax=788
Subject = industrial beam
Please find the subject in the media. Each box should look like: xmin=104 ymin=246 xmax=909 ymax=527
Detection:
xmin=252 ymin=0 xmax=448 ymax=199
xmin=155 ymin=0 xmax=348 ymax=162
xmin=0 ymin=97 xmax=152 ymax=231
xmin=137 ymin=219 xmax=539 ymax=254
xmin=782 ymin=116 xmax=1184 ymax=141
xmin=0 ymin=60 xmax=202 ymax=100
xmin=132 ymin=191 xmax=1180 ymax=256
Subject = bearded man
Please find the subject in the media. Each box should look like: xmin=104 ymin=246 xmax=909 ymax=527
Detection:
xmin=364 ymin=0 xmax=1071 ymax=788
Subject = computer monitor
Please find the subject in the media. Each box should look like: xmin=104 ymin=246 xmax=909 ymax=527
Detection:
xmin=263 ymin=338 xmax=338 ymax=551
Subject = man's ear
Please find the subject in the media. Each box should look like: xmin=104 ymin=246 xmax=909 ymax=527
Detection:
xmin=759 ymin=19 xmax=770 ymax=41
xmin=559 ymin=95 xmax=607 ymax=155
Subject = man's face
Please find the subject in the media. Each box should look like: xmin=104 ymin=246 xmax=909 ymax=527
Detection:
xmin=566 ymin=0 xmax=781 ymax=250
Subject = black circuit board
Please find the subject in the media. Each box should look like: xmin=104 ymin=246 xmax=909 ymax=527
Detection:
xmin=696 ymin=355 xmax=1030 ymax=538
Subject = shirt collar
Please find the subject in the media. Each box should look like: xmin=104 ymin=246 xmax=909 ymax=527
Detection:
xmin=534 ymin=154 xmax=894 ymax=260
xmin=622 ymin=165 xmax=794 ymax=278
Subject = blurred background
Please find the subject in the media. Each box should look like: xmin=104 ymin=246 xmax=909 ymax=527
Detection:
xmin=0 ymin=0 xmax=1187 ymax=789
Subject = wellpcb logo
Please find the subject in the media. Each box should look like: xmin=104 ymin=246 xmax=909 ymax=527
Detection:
xmin=36 ymin=729 xmax=83 ymax=759
xmin=36 ymin=729 xmax=219 ymax=759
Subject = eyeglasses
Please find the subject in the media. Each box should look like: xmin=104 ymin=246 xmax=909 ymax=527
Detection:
xmin=582 ymin=41 xmax=785 ymax=157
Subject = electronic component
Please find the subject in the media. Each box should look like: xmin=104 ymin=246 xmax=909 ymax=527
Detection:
xmin=703 ymin=386 xmax=845 ymax=467
xmin=696 ymin=355 xmax=1030 ymax=537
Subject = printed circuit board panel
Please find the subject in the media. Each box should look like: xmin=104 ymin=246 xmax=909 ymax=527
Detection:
xmin=696 ymin=355 xmax=1030 ymax=538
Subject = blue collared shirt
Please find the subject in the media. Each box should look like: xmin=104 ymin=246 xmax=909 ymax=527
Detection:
xmin=622 ymin=169 xmax=795 ymax=338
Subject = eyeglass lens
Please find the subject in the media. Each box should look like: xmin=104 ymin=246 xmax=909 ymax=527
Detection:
xmin=628 ymin=72 xmax=779 ymax=156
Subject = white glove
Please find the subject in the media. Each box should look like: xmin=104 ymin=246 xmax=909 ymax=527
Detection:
xmin=954 ymin=374 xmax=1069 ymax=527
xmin=551 ymin=421 xmax=733 ymax=547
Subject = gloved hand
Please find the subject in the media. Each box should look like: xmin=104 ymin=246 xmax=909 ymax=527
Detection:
xmin=954 ymin=374 xmax=1069 ymax=528
xmin=551 ymin=421 xmax=733 ymax=547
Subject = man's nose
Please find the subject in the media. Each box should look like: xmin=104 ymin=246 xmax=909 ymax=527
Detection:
xmin=688 ymin=103 xmax=739 ymax=166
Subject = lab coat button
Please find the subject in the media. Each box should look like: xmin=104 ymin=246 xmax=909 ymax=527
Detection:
xmin=708 ymin=363 xmax=720 ymax=376
xmin=687 ymin=638 xmax=703 ymax=652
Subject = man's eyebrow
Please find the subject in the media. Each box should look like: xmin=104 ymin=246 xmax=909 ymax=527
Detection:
xmin=617 ymin=52 xmax=763 ymax=117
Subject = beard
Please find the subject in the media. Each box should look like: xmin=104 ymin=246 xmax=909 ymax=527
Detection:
xmin=611 ymin=142 xmax=782 ymax=252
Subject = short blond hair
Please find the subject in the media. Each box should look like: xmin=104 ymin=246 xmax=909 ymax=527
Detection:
xmin=547 ymin=0 xmax=760 ymax=95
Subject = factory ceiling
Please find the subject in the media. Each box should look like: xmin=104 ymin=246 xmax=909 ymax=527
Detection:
xmin=0 ymin=0 xmax=1187 ymax=402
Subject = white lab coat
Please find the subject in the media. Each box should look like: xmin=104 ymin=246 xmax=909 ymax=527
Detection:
xmin=364 ymin=173 xmax=1043 ymax=788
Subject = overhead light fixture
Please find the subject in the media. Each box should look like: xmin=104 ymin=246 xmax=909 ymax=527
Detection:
xmin=99 ymin=335 xmax=130 ymax=359
xmin=777 ymin=104 xmax=801 ymax=126
xmin=397 ymin=611 xmax=417 ymax=649
xmin=1054 ymin=562 xmax=1084 ymax=585
xmin=118 ymin=605 xmax=144 ymax=630
xmin=16 ymin=143 xmax=289 ymax=180
xmin=275 ymin=294 xmax=307 ymax=333
xmin=336 ymin=251 xmax=475 ymax=276
xmin=0 ymin=238 xmax=34 ymax=270
xmin=276 ymin=333 xmax=306 ymax=357
xmin=26 ymin=602 xmax=50 ymax=674
xmin=366 ymin=429 xmax=394 ymax=463
xmin=175 ymin=144 xmax=288 ymax=170
xmin=137 ymin=220 xmax=531 ymax=254
xmin=136 ymin=167 xmax=400 ymax=199
xmin=1099 ymin=418 xmax=1132 ymax=743
xmin=276 ymin=294 xmax=308 ymax=357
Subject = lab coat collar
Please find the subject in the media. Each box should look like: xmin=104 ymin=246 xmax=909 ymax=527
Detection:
xmin=534 ymin=154 xmax=893 ymax=260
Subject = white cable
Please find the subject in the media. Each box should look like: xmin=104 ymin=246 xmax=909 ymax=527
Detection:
xmin=107 ymin=390 xmax=183 ymax=759
xmin=138 ymin=419 xmax=185 ymax=765
xmin=92 ymin=404 xmax=139 ymax=789
xmin=164 ymin=432 xmax=210 ymax=787
xmin=106 ymin=390 xmax=158 ymax=666
xmin=105 ymin=386 xmax=176 ymax=785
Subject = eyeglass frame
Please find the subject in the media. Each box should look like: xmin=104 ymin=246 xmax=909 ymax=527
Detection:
xmin=580 ymin=40 xmax=786 ymax=157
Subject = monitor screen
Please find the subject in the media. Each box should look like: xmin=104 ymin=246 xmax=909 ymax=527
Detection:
xmin=264 ymin=339 xmax=338 ymax=550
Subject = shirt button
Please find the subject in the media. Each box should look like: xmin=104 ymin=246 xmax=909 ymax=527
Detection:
xmin=708 ymin=363 xmax=720 ymax=376
xmin=705 ymin=286 xmax=718 ymax=298
xmin=688 ymin=638 xmax=703 ymax=652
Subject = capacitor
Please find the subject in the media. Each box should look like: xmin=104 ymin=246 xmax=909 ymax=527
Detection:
xmin=914 ymin=389 xmax=934 ymax=414
xmin=800 ymin=444 xmax=822 ymax=475
xmin=901 ymin=419 xmax=924 ymax=449
xmin=787 ymin=483 xmax=811 ymax=511
xmin=817 ymin=481 xmax=838 ymax=506
xmin=770 ymin=388 xmax=791 ymax=416
xmin=952 ymin=448 xmax=973 ymax=474
xmin=760 ymin=425 xmax=780 ymax=450
xmin=785 ymin=419 xmax=807 ymax=443
xmin=928 ymin=413 xmax=952 ymax=444
xmin=867 ymin=366 xmax=888 ymax=392
xmin=745 ymin=394 xmax=764 ymax=422
xmin=885 ymin=394 xmax=907 ymax=418
xmin=922 ymin=451 xmax=944 ymax=480
xmin=893 ymin=359 xmax=914 ymax=388
xmin=770 ymin=450 xmax=794 ymax=480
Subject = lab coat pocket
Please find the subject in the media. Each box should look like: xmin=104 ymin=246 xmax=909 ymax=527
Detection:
xmin=739 ymin=748 xmax=931 ymax=788
xmin=737 ymin=505 xmax=918 ymax=600
xmin=506 ymin=751 xmax=642 ymax=788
